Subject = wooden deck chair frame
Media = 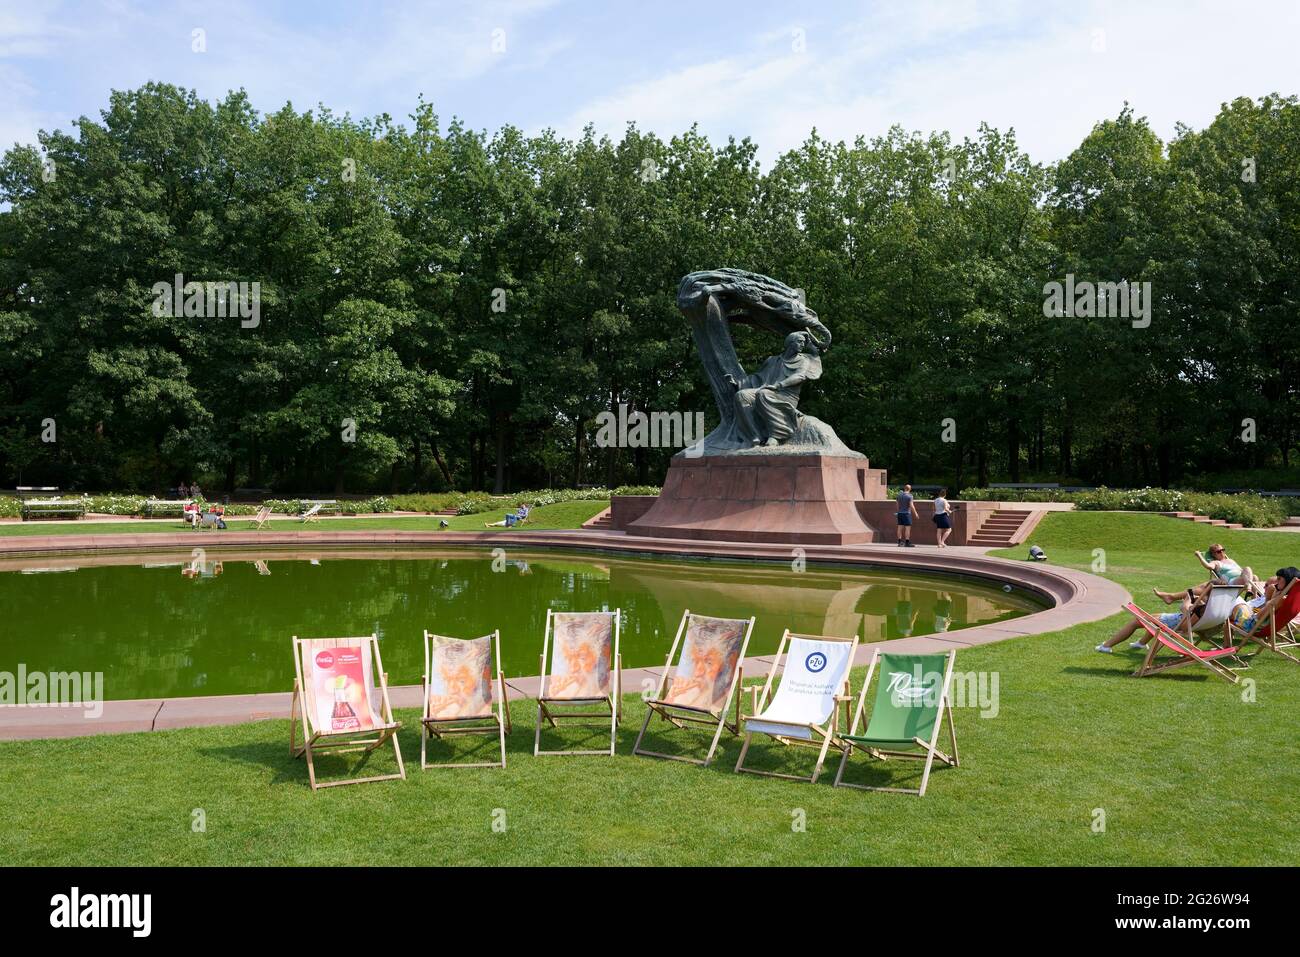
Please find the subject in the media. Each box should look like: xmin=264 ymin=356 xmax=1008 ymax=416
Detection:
xmin=252 ymin=506 xmax=272 ymax=530
xmin=533 ymin=609 xmax=622 ymax=757
xmin=632 ymin=610 xmax=755 ymax=766
xmin=1125 ymin=604 xmax=1241 ymax=683
xmin=734 ymin=629 xmax=858 ymax=784
xmin=833 ymin=648 xmax=959 ymax=797
xmin=1230 ymin=578 xmax=1300 ymax=664
xmin=301 ymin=503 xmax=322 ymax=524
xmin=420 ymin=629 xmax=512 ymax=769
xmin=290 ymin=634 xmax=406 ymax=790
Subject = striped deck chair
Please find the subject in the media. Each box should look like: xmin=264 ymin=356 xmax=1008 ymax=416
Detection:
xmin=632 ymin=610 xmax=755 ymax=766
xmin=834 ymin=650 xmax=959 ymax=797
xmin=1125 ymin=604 xmax=1240 ymax=683
xmin=533 ymin=609 xmax=622 ymax=757
xmin=290 ymin=634 xmax=405 ymax=790
xmin=421 ymin=629 xmax=511 ymax=769
xmin=734 ymin=630 xmax=858 ymax=784
xmin=300 ymin=503 xmax=322 ymax=524
xmin=252 ymin=506 xmax=271 ymax=530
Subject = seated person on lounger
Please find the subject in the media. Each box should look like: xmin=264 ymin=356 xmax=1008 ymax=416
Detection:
xmin=1096 ymin=592 xmax=1207 ymax=653
xmin=1228 ymin=567 xmax=1298 ymax=635
xmin=484 ymin=503 xmax=529 ymax=528
xmin=1151 ymin=544 xmax=1262 ymax=606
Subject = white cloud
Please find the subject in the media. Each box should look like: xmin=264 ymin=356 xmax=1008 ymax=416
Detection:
xmin=556 ymin=0 xmax=1300 ymax=164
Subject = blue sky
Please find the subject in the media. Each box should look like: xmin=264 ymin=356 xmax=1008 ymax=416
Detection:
xmin=2 ymin=0 xmax=1297 ymax=165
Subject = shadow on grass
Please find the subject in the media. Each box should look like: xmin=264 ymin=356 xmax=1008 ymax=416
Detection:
xmin=198 ymin=733 xmax=404 ymax=788
xmin=1062 ymin=664 xmax=1219 ymax=682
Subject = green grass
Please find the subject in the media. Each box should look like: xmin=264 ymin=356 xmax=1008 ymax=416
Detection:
xmin=0 ymin=500 xmax=609 ymax=537
xmin=1 ymin=510 xmax=1298 ymax=865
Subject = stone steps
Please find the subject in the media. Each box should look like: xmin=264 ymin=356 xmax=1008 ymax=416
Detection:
xmin=968 ymin=509 xmax=1034 ymax=547
xmin=1159 ymin=511 xmax=1243 ymax=530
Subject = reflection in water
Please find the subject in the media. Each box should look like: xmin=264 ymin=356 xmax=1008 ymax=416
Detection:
xmin=0 ymin=549 xmax=1042 ymax=701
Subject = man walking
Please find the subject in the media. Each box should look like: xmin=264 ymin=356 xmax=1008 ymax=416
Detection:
xmin=896 ymin=484 xmax=919 ymax=547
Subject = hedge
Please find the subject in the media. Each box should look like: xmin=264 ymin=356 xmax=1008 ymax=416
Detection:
xmin=1072 ymin=487 xmax=1286 ymax=528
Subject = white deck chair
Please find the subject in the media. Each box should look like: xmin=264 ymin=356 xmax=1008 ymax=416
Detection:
xmin=300 ymin=503 xmax=322 ymax=524
xmin=290 ymin=634 xmax=405 ymax=790
xmin=534 ymin=609 xmax=622 ymax=757
xmin=252 ymin=506 xmax=272 ymax=529
xmin=421 ymin=630 xmax=511 ymax=769
xmin=734 ymin=630 xmax=859 ymax=784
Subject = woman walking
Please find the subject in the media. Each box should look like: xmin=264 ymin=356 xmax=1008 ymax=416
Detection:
xmin=932 ymin=488 xmax=954 ymax=548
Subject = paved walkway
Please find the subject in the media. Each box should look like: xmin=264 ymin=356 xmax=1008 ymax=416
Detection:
xmin=0 ymin=527 xmax=1130 ymax=740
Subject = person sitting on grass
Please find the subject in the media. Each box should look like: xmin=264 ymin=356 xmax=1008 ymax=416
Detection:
xmin=1151 ymin=544 xmax=1262 ymax=606
xmin=485 ymin=503 xmax=530 ymax=528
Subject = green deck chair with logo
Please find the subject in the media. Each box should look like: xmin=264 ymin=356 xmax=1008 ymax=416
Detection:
xmin=833 ymin=649 xmax=959 ymax=797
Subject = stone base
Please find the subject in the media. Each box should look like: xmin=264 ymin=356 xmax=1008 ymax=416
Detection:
xmin=625 ymin=454 xmax=887 ymax=545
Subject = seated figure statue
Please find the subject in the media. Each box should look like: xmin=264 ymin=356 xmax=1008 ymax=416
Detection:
xmin=725 ymin=331 xmax=822 ymax=447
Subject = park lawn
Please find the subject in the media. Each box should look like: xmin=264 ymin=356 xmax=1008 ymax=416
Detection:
xmin=1 ymin=510 xmax=1298 ymax=866
xmin=0 ymin=499 xmax=609 ymax=537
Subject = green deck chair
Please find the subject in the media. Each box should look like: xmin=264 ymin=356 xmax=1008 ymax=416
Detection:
xmin=833 ymin=649 xmax=959 ymax=797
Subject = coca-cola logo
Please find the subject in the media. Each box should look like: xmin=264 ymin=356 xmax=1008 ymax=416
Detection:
xmin=315 ymin=651 xmax=335 ymax=669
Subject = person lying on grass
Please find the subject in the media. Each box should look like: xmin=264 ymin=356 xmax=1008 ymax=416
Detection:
xmin=484 ymin=503 xmax=530 ymax=528
xmin=1151 ymin=544 xmax=1262 ymax=606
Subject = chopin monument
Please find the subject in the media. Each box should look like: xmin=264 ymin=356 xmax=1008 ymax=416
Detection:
xmin=625 ymin=269 xmax=887 ymax=544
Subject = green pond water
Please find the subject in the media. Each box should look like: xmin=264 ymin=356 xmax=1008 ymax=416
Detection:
xmin=0 ymin=548 xmax=1045 ymax=700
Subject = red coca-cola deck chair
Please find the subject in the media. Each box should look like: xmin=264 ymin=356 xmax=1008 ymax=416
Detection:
xmin=290 ymin=634 xmax=405 ymax=790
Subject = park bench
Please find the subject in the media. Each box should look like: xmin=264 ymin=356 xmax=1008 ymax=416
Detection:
xmin=145 ymin=498 xmax=193 ymax=517
xmin=20 ymin=497 xmax=87 ymax=521
xmin=298 ymin=499 xmax=340 ymax=516
xmin=15 ymin=486 xmax=59 ymax=499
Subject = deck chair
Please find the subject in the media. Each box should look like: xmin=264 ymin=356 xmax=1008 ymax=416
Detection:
xmin=632 ymin=611 xmax=754 ymax=766
xmin=734 ymin=630 xmax=858 ymax=784
xmin=300 ymin=503 xmax=322 ymax=524
xmin=252 ymin=506 xmax=271 ymax=530
xmin=1124 ymin=604 xmax=1241 ymax=684
xmin=1132 ymin=583 xmax=1242 ymax=659
xmin=421 ymin=630 xmax=511 ymax=769
xmin=290 ymin=634 xmax=405 ymax=790
xmin=834 ymin=650 xmax=959 ymax=796
xmin=1229 ymin=578 xmax=1300 ymax=663
xmin=534 ymin=609 xmax=622 ymax=756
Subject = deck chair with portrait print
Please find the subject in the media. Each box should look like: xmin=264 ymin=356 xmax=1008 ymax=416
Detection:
xmin=632 ymin=610 xmax=755 ymax=766
xmin=834 ymin=649 xmax=959 ymax=797
xmin=533 ymin=609 xmax=622 ymax=757
xmin=421 ymin=629 xmax=511 ymax=769
xmin=734 ymin=629 xmax=858 ymax=784
xmin=290 ymin=634 xmax=405 ymax=791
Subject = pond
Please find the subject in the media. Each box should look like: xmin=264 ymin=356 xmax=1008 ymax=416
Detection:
xmin=0 ymin=548 xmax=1045 ymax=700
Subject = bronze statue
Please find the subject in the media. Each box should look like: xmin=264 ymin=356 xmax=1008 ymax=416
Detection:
xmin=677 ymin=269 xmax=859 ymax=456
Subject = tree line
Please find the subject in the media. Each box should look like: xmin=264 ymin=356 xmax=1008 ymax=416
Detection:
xmin=1 ymin=82 xmax=1296 ymax=495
